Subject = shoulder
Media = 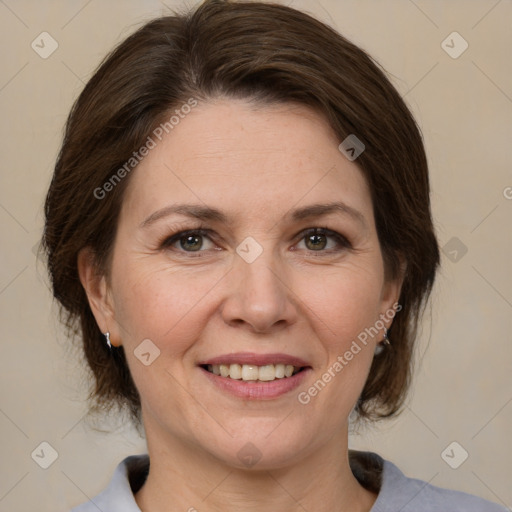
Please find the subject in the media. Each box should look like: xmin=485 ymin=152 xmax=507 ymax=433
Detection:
xmin=70 ymin=454 xmax=149 ymax=512
xmin=373 ymin=453 xmax=508 ymax=512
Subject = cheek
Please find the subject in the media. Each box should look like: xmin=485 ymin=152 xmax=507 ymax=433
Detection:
xmin=295 ymin=268 xmax=380 ymax=420
xmin=110 ymin=255 xmax=225 ymax=351
xmin=297 ymin=260 xmax=385 ymax=348
xmin=109 ymin=259 xmax=226 ymax=422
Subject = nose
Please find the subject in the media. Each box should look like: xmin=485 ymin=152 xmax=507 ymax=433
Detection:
xmin=220 ymin=248 xmax=299 ymax=334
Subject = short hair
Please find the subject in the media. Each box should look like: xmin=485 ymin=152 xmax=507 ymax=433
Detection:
xmin=43 ymin=0 xmax=440 ymax=426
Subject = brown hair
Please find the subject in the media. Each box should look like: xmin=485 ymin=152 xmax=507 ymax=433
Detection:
xmin=43 ymin=0 xmax=440 ymax=426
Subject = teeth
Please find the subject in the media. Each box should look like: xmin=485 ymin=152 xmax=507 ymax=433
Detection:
xmin=229 ymin=364 xmax=242 ymax=380
xmin=258 ymin=364 xmax=276 ymax=382
xmin=241 ymin=364 xmax=259 ymax=381
xmin=206 ymin=363 xmax=302 ymax=381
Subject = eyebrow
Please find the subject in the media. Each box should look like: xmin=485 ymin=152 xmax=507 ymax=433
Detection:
xmin=140 ymin=201 xmax=367 ymax=230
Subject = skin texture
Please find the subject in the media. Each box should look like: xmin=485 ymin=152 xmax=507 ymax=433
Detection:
xmin=79 ymin=99 xmax=403 ymax=512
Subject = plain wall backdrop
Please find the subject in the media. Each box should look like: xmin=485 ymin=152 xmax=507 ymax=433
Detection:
xmin=0 ymin=0 xmax=511 ymax=510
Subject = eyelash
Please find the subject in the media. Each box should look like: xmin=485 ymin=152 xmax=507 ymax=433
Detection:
xmin=159 ymin=225 xmax=352 ymax=257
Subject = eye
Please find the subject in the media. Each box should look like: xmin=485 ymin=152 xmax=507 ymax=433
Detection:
xmin=162 ymin=229 xmax=217 ymax=253
xmin=295 ymin=227 xmax=351 ymax=252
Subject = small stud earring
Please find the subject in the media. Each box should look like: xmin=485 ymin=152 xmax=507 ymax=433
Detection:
xmin=104 ymin=332 xmax=111 ymax=349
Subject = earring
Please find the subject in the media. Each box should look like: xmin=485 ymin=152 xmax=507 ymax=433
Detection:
xmin=382 ymin=327 xmax=391 ymax=345
xmin=374 ymin=328 xmax=391 ymax=355
xmin=104 ymin=332 xmax=112 ymax=349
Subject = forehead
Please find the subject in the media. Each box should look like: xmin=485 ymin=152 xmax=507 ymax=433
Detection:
xmin=121 ymin=99 xmax=374 ymax=227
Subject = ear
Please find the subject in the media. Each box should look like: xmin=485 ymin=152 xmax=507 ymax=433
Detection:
xmin=77 ymin=247 xmax=122 ymax=347
xmin=380 ymin=253 xmax=407 ymax=318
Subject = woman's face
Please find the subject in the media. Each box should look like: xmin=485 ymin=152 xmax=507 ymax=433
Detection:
xmin=88 ymin=99 xmax=401 ymax=468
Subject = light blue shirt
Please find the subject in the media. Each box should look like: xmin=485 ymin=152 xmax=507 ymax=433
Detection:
xmin=71 ymin=451 xmax=508 ymax=511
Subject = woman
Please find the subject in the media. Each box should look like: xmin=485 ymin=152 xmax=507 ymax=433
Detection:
xmin=42 ymin=1 xmax=507 ymax=510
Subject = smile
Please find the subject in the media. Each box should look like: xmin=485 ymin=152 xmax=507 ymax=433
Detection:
xmin=203 ymin=363 xmax=303 ymax=382
xmin=198 ymin=352 xmax=311 ymax=398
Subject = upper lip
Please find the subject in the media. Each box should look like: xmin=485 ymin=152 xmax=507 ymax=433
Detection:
xmin=198 ymin=352 xmax=311 ymax=367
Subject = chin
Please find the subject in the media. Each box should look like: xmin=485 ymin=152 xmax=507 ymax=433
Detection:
xmin=196 ymin=418 xmax=319 ymax=472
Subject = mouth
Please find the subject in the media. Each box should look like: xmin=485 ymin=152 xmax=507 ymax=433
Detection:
xmin=200 ymin=363 xmax=305 ymax=382
xmin=197 ymin=352 xmax=312 ymax=399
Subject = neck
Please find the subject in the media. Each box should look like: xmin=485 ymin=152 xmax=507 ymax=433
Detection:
xmin=135 ymin=425 xmax=377 ymax=512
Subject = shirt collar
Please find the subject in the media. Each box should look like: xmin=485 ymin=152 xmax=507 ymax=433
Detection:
xmin=74 ymin=450 xmax=392 ymax=511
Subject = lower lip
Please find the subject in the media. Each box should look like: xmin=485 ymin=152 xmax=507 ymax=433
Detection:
xmin=199 ymin=367 xmax=311 ymax=400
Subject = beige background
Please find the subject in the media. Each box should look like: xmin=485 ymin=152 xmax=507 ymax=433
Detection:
xmin=0 ymin=0 xmax=511 ymax=510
